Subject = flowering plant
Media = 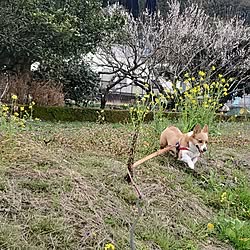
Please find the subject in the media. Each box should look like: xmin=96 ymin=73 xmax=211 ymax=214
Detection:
xmin=172 ymin=69 xmax=230 ymax=132
xmin=0 ymin=94 xmax=38 ymax=135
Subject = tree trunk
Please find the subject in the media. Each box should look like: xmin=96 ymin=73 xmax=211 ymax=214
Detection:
xmin=100 ymin=91 xmax=107 ymax=109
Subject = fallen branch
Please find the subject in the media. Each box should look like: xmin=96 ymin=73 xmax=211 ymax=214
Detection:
xmin=131 ymin=145 xmax=175 ymax=169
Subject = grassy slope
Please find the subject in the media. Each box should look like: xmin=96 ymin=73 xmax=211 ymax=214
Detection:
xmin=0 ymin=121 xmax=249 ymax=250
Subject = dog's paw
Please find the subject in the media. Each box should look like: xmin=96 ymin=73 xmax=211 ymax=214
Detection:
xmin=188 ymin=163 xmax=195 ymax=170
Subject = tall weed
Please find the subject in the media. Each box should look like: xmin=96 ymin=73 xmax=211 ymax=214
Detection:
xmin=0 ymin=94 xmax=37 ymax=136
xmin=173 ymin=69 xmax=230 ymax=132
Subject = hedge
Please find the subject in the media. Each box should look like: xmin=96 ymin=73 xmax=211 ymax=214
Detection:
xmin=33 ymin=106 xmax=249 ymax=123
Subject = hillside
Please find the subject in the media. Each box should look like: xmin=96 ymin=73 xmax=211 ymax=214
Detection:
xmin=0 ymin=121 xmax=249 ymax=249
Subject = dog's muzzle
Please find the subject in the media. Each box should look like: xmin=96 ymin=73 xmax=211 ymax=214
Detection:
xmin=196 ymin=144 xmax=207 ymax=153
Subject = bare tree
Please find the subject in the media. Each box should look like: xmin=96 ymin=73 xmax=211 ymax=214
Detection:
xmin=90 ymin=5 xmax=166 ymax=108
xmin=157 ymin=1 xmax=250 ymax=99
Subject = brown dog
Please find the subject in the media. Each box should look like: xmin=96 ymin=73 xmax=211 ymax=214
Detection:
xmin=160 ymin=124 xmax=209 ymax=169
xmin=131 ymin=124 xmax=208 ymax=170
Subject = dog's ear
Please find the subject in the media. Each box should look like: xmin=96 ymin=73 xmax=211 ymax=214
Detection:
xmin=193 ymin=124 xmax=201 ymax=134
xmin=202 ymin=124 xmax=209 ymax=133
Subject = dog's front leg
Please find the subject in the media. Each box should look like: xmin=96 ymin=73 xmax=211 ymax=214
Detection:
xmin=192 ymin=157 xmax=198 ymax=165
xmin=180 ymin=154 xmax=195 ymax=170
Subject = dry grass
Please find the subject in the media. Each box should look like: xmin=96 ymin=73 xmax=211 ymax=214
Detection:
xmin=0 ymin=72 xmax=64 ymax=106
xmin=0 ymin=121 xmax=249 ymax=249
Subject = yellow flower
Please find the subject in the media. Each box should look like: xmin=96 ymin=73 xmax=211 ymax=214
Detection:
xmin=29 ymin=105 xmax=33 ymax=109
xmin=203 ymin=83 xmax=209 ymax=90
xmin=220 ymin=192 xmax=227 ymax=203
xmin=191 ymin=77 xmax=196 ymax=81
xmin=221 ymin=78 xmax=226 ymax=83
xmin=11 ymin=94 xmax=18 ymax=100
xmin=198 ymin=71 xmax=206 ymax=77
xmin=19 ymin=121 xmax=26 ymax=128
xmin=20 ymin=106 xmax=25 ymax=111
xmin=184 ymin=72 xmax=189 ymax=78
xmin=184 ymin=79 xmax=189 ymax=84
xmin=207 ymin=223 xmax=214 ymax=231
xmin=218 ymin=74 xmax=223 ymax=78
xmin=211 ymin=65 xmax=216 ymax=71
xmin=2 ymin=105 xmax=9 ymax=112
xmin=104 ymin=243 xmax=115 ymax=250
xmin=31 ymin=101 xmax=35 ymax=105
xmin=192 ymin=88 xmax=198 ymax=93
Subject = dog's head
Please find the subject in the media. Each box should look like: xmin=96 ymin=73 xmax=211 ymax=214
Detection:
xmin=191 ymin=124 xmax=209 ymax=153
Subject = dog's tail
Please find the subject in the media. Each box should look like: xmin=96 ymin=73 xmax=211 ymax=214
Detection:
xmin=132 ymin=145 xmax=175 ymax=169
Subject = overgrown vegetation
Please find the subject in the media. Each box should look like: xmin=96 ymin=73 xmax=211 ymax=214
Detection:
xmin=0 ymin=119 xmax=249 ymax=249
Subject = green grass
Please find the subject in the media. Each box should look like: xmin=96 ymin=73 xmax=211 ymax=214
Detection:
xmin=0 ymin=121 xmax=249 ymax=249
xmin=216 ymin=215 xmax=250 ymax=250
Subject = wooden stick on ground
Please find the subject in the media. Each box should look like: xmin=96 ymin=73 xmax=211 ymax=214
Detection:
xmin=131 ymin=145 xmax=175 ymax=169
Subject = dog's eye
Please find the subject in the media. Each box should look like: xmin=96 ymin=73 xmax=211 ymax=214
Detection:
xmin=198 ymin=139 xmax=203 ymax=143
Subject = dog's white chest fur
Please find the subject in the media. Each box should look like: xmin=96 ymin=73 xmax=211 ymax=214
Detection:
xmin=179 ymin=142 xmax=200 ymax=169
